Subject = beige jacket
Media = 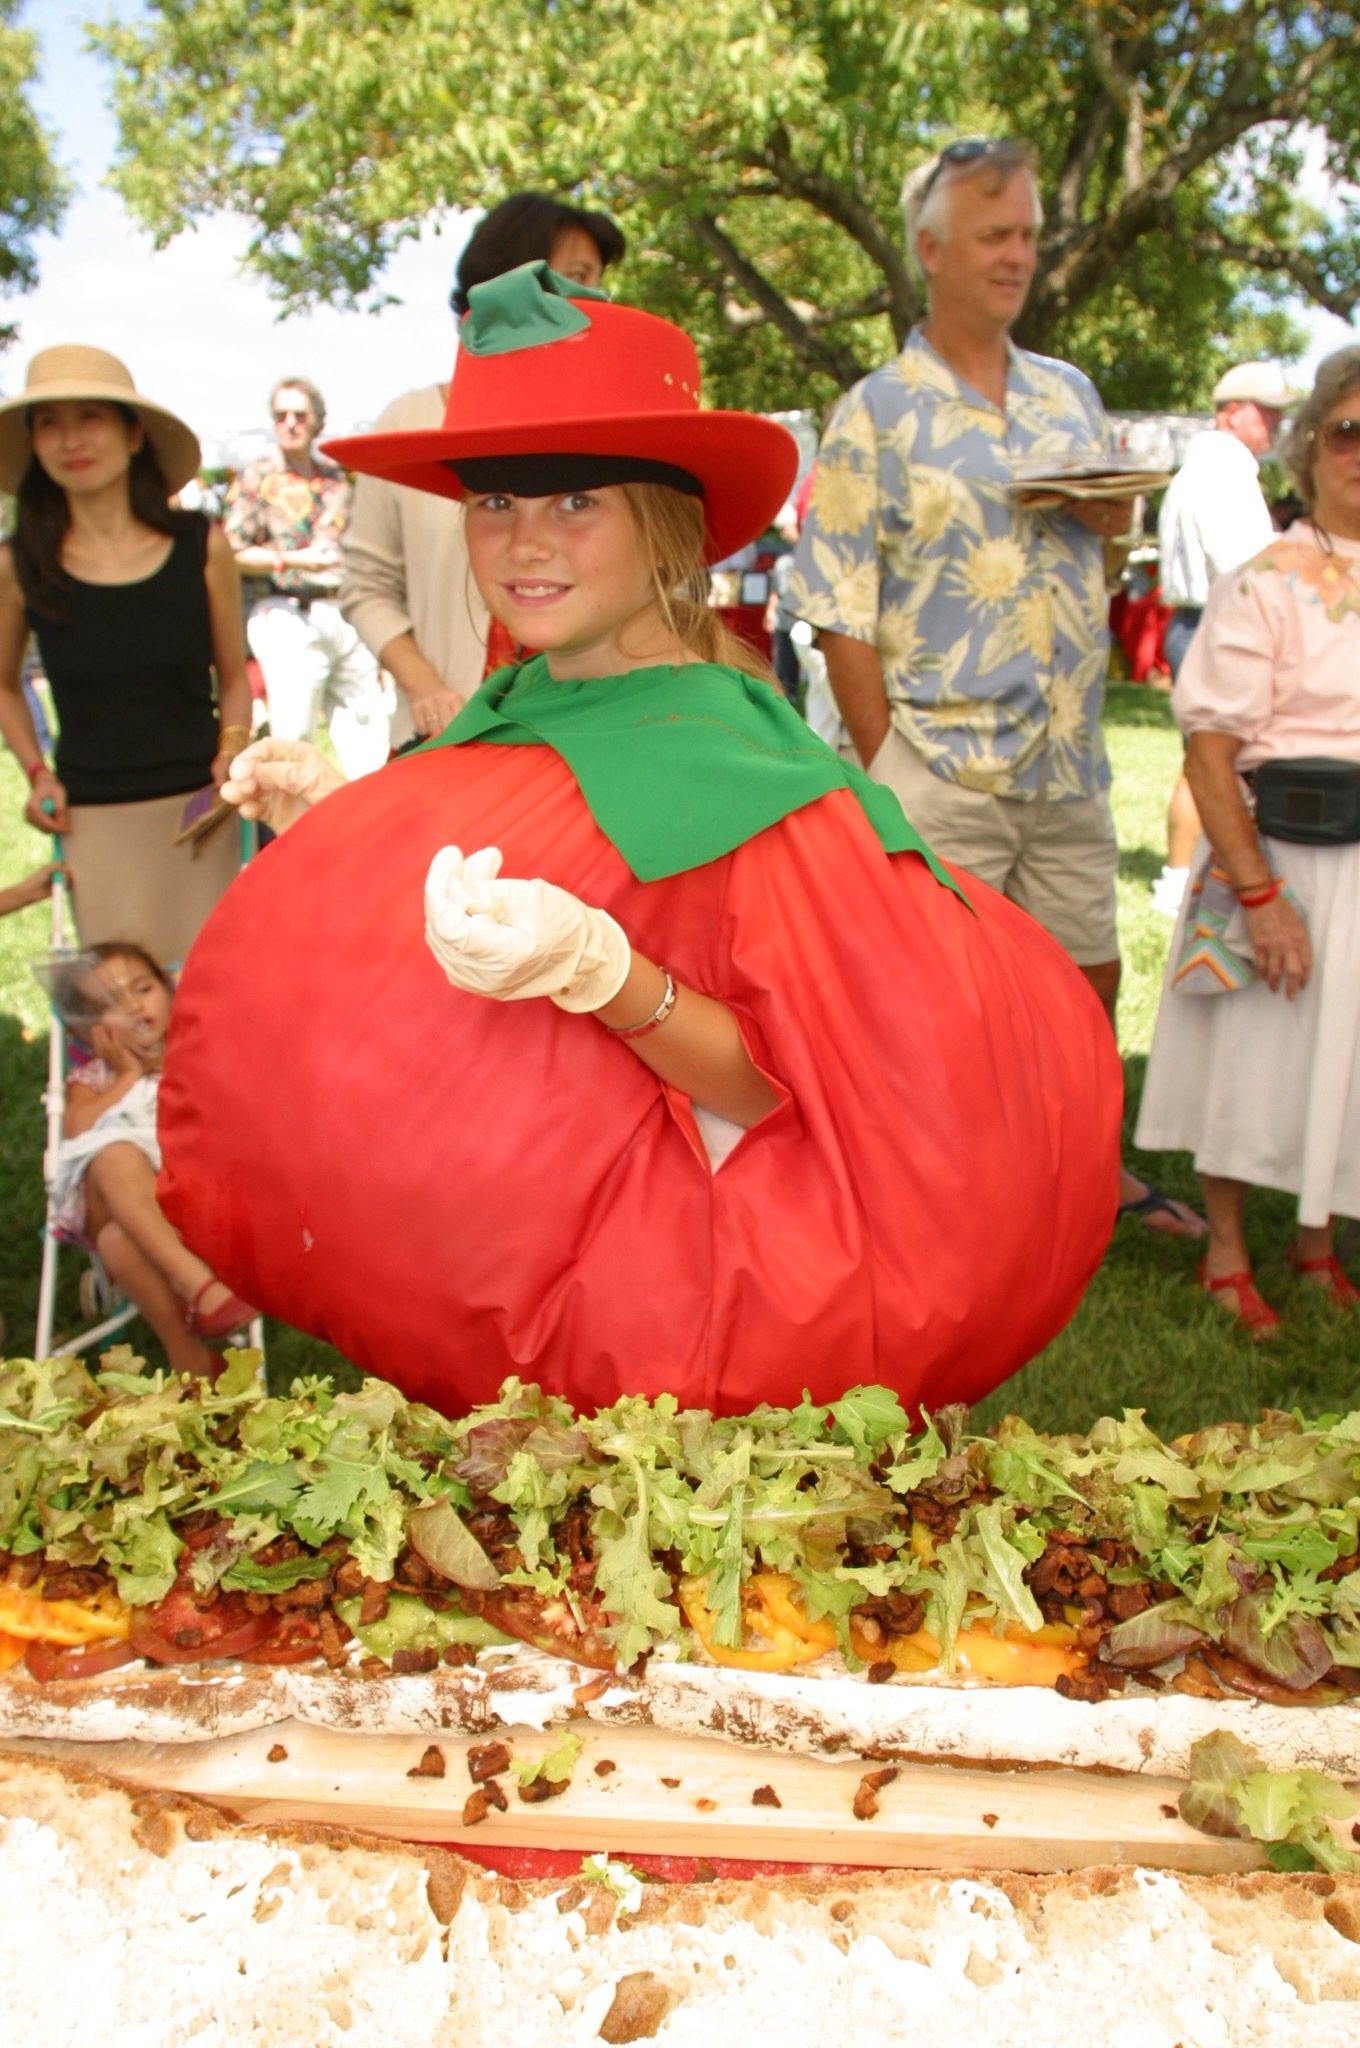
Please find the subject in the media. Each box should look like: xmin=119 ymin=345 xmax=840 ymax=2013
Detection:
xmin=337 ymin=383 xmax=489 ymax=744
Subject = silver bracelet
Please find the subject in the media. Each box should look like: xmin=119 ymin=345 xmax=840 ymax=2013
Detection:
xmin=600 ymin=968 xmax=678 ymax=1040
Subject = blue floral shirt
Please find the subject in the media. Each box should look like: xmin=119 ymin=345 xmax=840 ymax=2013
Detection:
xmin=788 ymin=329 xmax=1113 ymax=801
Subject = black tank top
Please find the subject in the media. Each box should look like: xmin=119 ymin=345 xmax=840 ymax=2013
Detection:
xmin=30 ymin=518 xmax=220 ymax=805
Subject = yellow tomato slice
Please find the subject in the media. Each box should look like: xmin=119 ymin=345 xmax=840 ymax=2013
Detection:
xmin=849 ymin=1616 xmax=1086 ymax=1686
xmin=747 ymin=1574 xmax=838 ymax=1652
xmin=0 ymin=1633 xmax=27 ymax=1673
xmin=679 ymin=1574 xmax=835 ymax=1672
xmin=953 ymin=1626 xmax=1085 ymax=1687
xmin=0 ymin=1581 xmax=131 ymax=1647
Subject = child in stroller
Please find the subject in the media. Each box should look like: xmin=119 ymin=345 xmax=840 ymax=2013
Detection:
xmin=48 ymin=941 xmax=255 ymax=1379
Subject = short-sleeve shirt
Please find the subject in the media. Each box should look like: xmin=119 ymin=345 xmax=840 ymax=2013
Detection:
xmin=1156 ymin=429 xmax=1274 ymax=608
xmin=1174 ymin=522 xmax=1360 ymax=770
xmin=224 ymin=445 xmax=352 ymax=600
xmin=788 ymin=328 xmax=1112 ymax=801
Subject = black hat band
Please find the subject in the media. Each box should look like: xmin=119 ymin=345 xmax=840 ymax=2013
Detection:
xmin=450 ymin=453 xmax=705 ymax=498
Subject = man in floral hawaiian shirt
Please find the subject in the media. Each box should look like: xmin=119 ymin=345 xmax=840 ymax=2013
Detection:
xmin=225 ymin=377 xmax=389 ymax=778
xmin=790 ymin=138 xmax=1203 ymax=1237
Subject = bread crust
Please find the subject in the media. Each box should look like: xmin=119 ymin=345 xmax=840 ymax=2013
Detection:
xmin=6 ymin=1644 xmax=1360 ymax=1778
xmin=5 ymin=1745 xmax=1360 ymax=2048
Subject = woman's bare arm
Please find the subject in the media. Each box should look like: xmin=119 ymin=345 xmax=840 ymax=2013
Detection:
xmin=1184 ymin=728 xmax=1312 ymax=999
xmin=203 ymin=525 xmax=253 ymax=779
xmin=0 ymin=548 xmax=68 ymax=830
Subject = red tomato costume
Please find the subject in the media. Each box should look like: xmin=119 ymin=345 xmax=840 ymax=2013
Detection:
xmin=159 ymin=727 xmax=1121 ymax=1414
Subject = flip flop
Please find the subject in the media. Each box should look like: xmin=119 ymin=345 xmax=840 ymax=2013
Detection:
xmin=1116 ymin=1183 xmax=1202 ymax=1231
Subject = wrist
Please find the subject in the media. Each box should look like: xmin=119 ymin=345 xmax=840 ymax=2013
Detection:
xmin=598 ymin=967 xmax=678 ymax=1039
xmin=1237 ymin=876 xmax=1283 ymax=909
xmin=25 ymin=760 xmax=53 ymax=788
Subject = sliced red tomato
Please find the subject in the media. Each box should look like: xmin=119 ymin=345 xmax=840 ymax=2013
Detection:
xmin=128 ymin=1586 xmax=275 ymax=1666
xmin=478 ymin=1587 xmax=617 ymax=1670
xmin=23 ymin=1637 xmax=140 ymax=1683
xmin=237 ymin=1615 xmax=325 ymax=1666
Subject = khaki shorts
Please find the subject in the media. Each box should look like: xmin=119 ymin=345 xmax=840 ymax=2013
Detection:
xmin=856 ymin=725 xmax=1119 ymax=965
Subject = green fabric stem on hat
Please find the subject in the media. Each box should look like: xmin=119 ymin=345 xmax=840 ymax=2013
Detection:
xmin=424 ymin=657 xmax=970 ymax=898
xmin=460 ymin=261 xmax=611 ymax=357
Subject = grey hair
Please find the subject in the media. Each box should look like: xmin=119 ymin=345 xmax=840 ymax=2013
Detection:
xmin=1277 ymin=346 xmax=1360 ymax=510
xmin=269 ymin=375 xmax=326 ymax=432
xmin=899 ymin=142 xmax=1042 ymax=282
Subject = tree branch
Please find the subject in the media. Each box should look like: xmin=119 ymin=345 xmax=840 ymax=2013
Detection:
xmin=689 ymin=214 xmax=870 ymax=387
xmin=1191 ymin=229 xmax=1360 ymax=320
xmin=745 ymin=131 xmax=920 ymax=343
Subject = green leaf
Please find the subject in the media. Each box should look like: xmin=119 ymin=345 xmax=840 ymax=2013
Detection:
xmin=405 ymin=1498 xmax=503 ymax=1590
xmin=826 ymin=1385 xmax=911 ymax=1458
xmin=220 ymin=1553 xmax=332 ymax=1593
xmin=1265 ymin=1840 xmax=1321 ymax=1872
xmin=512 ymin=1729 xmax=584 ymax=1787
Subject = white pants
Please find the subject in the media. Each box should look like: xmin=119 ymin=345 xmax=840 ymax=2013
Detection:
xmin=247 ymin=597 xmax=390 ymax=778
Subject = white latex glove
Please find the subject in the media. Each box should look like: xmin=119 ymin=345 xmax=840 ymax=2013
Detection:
xmin=424 ymin=845 xmax=631 ymax=1013
xmin=221 ymin=738 xmax=348 ymax=835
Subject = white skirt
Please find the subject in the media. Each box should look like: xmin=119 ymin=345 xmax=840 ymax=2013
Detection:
xmin=1134 ymin=836 xmax=1360 ymax=1225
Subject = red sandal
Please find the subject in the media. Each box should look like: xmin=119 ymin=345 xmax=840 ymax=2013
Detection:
xmin=1287 ymin=1245 xmax=1360 ymax=1310
xmin=1198 ymin=1258 xmax=1281 ymax=1341
xmin=185 ymin=1279 xmax=257 ymax=1341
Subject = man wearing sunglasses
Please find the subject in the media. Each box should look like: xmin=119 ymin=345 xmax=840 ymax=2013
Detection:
xmin=225 ymin=377 xmax=390 ymax=779
xmin=1152 ymin=362 xmax=1294 ymax=916
xmin=791 ymin=136 xmax=1203 ymax=1238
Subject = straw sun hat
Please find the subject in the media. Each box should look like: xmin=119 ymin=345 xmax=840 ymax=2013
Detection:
xmin=0 ymin=344 xmax=201 ymax=496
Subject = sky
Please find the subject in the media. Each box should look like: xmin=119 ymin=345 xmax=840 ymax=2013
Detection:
xmin=8 ymin=4 xmax=476 ymax=456
xmin=7 ymin=4 xmax=1359 ymax=462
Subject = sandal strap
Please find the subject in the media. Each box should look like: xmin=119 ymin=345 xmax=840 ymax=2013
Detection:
xmin=1289 ymin=1248 xmax=1345 ymax=1277
xmin=1198 ymin=1258 xmax=1281 ymax=1331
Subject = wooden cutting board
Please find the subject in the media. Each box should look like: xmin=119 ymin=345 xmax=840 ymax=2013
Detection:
xmin=16 ymin=1720 xmax=1264 ymax=1874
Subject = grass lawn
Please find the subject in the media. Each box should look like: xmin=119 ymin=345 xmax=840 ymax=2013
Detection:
xmin=1 ymin=687 xmax=1356 ymax=1433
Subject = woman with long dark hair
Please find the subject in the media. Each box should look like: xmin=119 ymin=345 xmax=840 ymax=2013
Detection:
xmin=0 ymin=346 xmax=253 ymax=965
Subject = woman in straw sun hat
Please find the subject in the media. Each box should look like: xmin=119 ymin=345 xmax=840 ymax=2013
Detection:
xmin=161 ymin=262 xmax=1120 ymax=1417
xmin=0 ymin=345 xmax=253 ymax=966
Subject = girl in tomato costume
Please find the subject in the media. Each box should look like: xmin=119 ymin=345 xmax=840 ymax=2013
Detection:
xmin=159 ymin=263 xmax=1122 ymax=1415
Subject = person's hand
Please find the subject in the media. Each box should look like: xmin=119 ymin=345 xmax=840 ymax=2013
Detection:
xmin=0 ymin=861 xmax=63 ymax=913
xmin=1245 ymin=892 xmax=1312 ymax=999
xmin=23 ymin=768 xmax=68 ymax=834
xmin=424 ymin=845 xmax=631 ymax=1012
xmin=1068 ymin=495 xmax=1139 ymax=541
xmin=91 ymin=1017 xmax=154 ymax=1078
xmin=220 ymin=738 xmax=348 ymax=834
xmin=407 ymin=688 xmax=466 ymax=740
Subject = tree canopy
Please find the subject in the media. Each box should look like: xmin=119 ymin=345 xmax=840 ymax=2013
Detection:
xmin=0 ymin=0 xmax=68 ymax=351
xmin=92 ymin=1 xmax=1360 ymax=411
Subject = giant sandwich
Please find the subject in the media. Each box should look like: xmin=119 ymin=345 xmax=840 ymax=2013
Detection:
xmin=5 ymin=1353 xmax=1360 ymax=1775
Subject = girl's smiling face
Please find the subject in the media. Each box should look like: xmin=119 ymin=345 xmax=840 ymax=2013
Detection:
xmin=463 ymin=486 xmax=675 ymax=678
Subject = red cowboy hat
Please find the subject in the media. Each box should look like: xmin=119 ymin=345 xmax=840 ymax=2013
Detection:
xmin=323 ymin=263 xmax=798 ymax=562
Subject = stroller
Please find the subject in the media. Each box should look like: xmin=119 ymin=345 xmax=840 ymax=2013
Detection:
xmin=32 ymin=832 xmax=265 ymax=1365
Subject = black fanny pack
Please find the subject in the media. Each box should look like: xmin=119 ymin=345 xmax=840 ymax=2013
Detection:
xmin=1250 ymin=757 xmax=1360 ymax=845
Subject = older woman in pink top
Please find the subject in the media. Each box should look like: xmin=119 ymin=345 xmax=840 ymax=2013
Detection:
xmin=1136 ymin=345 xmax=1360 ymax=1336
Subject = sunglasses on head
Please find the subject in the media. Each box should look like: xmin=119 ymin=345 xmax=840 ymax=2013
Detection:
xmin=1314 ymin=417 xmax=1360 ymax=456
xmin=920 ymin=137 xmax=1015 ymax=201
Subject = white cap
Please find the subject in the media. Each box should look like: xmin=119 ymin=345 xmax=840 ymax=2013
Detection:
xmin=1211 ymin=362 xmax=1297 ymax=408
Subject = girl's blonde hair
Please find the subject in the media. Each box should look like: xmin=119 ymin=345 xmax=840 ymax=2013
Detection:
xmin=619 ymin=483 xmax=777 ymax=683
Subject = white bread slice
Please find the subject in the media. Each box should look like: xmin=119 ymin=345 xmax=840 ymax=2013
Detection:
xmin=4 ymin=1746 xmax=1360 ymax=2047
xmin=6 ymin=1647 xmax=1360 ymax=1779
